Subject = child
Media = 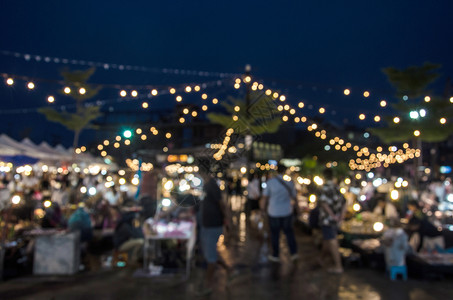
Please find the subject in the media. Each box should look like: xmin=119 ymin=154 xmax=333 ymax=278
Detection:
xmin=382 ymin=218 xmax=409 ymax=268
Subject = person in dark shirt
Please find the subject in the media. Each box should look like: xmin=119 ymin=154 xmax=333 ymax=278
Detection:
xmin=197 ymin=163 xmax=230 ymax=295
xmin=113 ymin=211 xmax=144 ymax=265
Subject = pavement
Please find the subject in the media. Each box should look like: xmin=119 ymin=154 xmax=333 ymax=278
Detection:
xmin=1 ymin=211 xmax=453 ymax=300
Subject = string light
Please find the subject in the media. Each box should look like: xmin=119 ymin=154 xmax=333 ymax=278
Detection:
xmin=120 ymin=90 xmax=127 ymax=97
xmin=380 ymin=100 xmax=387 ymax=107
xmin=151 ymin=89 xmax=158 ymax=96
xmin=64 ymin=87 xmax=71 ymax=94
xmin=359 ymin=114 xmax=366 ymax=120
xmin=393 ymin=117 xmax=400 ymax=124
xmin=131 ymin=90 xmax=138 ymax=97
xmin=440 ymin=118 xmax=447 ymax=124
xmin=79 ymin=87 xmax=86 ymax=95
xmin=27 ymin=82 xmax=35 ymax=89
xmin=344 ymin=89 xmax=350 ymax=95
xmin=142 ymin=102 xmax=148 ymax=109
xmin=363 ymin=91 xmax=370 ymax=97
xmin=6 ymin=78 xmax=14 ymax=85
xmin=424 ymin=96 xmax=431 ymax=102
xmin=47 ymin=96 xmax=55 ymax=103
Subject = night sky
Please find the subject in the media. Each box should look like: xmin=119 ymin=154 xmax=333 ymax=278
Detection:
xmin=1 ymin=1 xmax=452 ymax=147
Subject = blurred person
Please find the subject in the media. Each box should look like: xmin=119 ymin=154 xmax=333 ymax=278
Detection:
xmin=113 ymin=210 xmax=144 ymax=266
xmin=41 ymin=202 xmax=66 ymax=229
xmin=245 ymin=172 xmax=261 ymax=218
xmin=197 ymin=162 xmax=232 ymax=296
xmin=318 ymin=169 xmax=347 ymax=274
xmin=104 ymin=186 xmax=121 ymax=207
xmin=68 ymin=203 xmax=93 ymax=244
xmin=261 ymin=164 xmax=298 ymax=263
xmin=373 ymin=197 xmax=399 ymax=220
xmin=51 ymin=181 xmax=70 ymax=207
xmin=406 ymin=200 xmax=444 ymax=252
xmin=382 ymin=218 xmax=410 ymax=269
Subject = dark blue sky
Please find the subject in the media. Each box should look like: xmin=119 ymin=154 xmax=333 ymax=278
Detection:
xmin=1 ymin=1 xmax=452 ymax=147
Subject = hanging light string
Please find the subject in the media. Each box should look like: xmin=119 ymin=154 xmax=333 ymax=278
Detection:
xmin=0 ymin=75 xmax=229 ymax=114
xmin=77 ymin=85 xmax=231 ymax=158
xmin=235 ymin=78 xmax=423 ymax=171
xmin=0 ymin=50 xmax=239 ymax=78
xmin=1 ymin=69 xmax=427 ymax=171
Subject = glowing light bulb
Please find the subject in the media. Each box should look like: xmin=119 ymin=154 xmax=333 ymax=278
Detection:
xmin=131 ymin=90 xmax=138 ymax=97
xmin=47 ymin=96 xmax=55 ymax=103
xmin=79 ymin=87 xmax=86 ymax=95
xmin=151 ymin=89 xmax=158 ymax=96
xmin=27 ymin=82 xmax=35 ymax=89
xmin=120 ymin=90 xmax=127 ymax=97
xmin=64 ymin=87 xmax=71 ymax=94
xmin=142 ymin=102 xmax=148 ymax=109
xmin=440 ymin=118 xmax=447 ymax=124
xmin=363 ymin=91 xmax=370 ymax=97
xmin=380 ymin=100 xmax=387 ymax=107
xmin=6 ymin=78 xmax=14 ymax=85
xmin=344 ymin=89 xmax=350 ymax=95
xmin=393 ymin=117 xmax=400 ymax=124
xmin=359 ymin=114 xmax=366 ymax=120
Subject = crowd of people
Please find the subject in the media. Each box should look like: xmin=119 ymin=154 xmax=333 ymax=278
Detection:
xmin=1 ymin=161 xmax=453 ymax=290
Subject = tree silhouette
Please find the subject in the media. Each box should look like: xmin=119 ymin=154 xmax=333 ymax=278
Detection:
xmin=39 ymin=67 xmax=102 ymax=155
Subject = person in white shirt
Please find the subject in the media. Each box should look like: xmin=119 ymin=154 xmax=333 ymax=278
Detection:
xmin=261 ymin=164 xmax=298 ymax=262
xmin=246 ymin=173 xmax=261 ymax=217
xmin=373 ymin=198 xmax=399 ymax=220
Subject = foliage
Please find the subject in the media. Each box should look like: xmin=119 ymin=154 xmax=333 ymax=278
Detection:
xmin=382 ymin=63 xmax=440 ymax=98
xmin=39 ymin=106 xmax=102 ymax=132
xmin=207 ymin=91 xmax=282 ymax=135
xmin=369 ymin=63 xmax=453 ymax=143
xmin=39 ymin=67 xmax=102 ymax=149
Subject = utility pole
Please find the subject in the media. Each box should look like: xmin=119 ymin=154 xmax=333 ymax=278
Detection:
xmin=243 ymin=64 xmax=253 ymax=170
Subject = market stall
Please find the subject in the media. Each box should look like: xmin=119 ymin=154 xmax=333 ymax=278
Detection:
xmin=142 ymin=217 xmax=196 ymax=278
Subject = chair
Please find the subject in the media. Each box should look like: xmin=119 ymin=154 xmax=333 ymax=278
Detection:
xmin=389 ymin=265 xmax=407 ymax=281
xmin=112 ymin=250 xmax=128 ymax=267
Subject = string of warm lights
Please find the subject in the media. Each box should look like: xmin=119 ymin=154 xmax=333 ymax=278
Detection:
xmin=213 ymin=128 xmax=235 ymax=161
xmin=0 ymin=50 xmax=239 ymax=78
xmin=11 ymin=71 xmax=425 ymax=172
xmin=1 ymin=74 xmax=228 ymax=115
xmin=245 ymin=80 xmax=423 ymax=171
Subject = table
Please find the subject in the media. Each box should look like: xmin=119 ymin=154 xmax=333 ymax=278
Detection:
xmin=142 ymin=219 xmax=196 ymax=279
xmin=33 ymin=231 xmax=80 ymax=275
xmin=407 ymin=253 xmax=453 ymax=279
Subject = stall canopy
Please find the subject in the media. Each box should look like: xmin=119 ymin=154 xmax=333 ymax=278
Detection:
xmin=0 ymin=134 xmax=114 ymax=168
